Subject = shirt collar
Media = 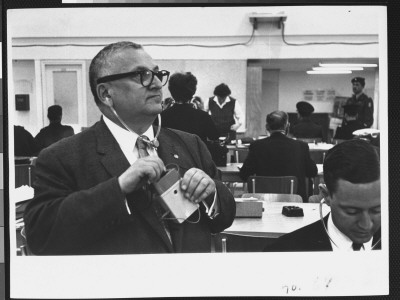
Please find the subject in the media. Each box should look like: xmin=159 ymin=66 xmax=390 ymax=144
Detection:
xmin=327 ymin=213 xmax=373 ymax=251
xmin=103 ymin=114 xmax=155 ymax=163
xmin=212 ymin=96 xmax=231 ymax=107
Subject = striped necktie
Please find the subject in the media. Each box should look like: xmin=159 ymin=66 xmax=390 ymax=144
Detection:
xmin=136 ymin=135 xmax=172 ymax=244
xmin=352 ymin=243 xmax=363 ymax=251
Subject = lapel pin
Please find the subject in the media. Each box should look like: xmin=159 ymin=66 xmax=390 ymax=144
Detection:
xmin=173 ymin=154 xmax=179 ymax=159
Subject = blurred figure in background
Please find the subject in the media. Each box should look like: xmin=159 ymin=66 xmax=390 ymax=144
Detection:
xmin=191 ymin=96 xmax=204 ymax=110
xmin=14 ymin=125 xmax=37 ymax=157
xmin=344 ymin=77 xmax=374 ymax=128
xmin=34 ymin=105 xmax=74 ymax=154
xmin=204 ymin=83 xmax=244 ymax=142
xmin=334 ymin=104 xmax=364 ymax=140
xmin=162 ymin=97 xmax=174 ymax=111
xmin=161 ymin=72 xmax=219 ymax=144
xmin=291 ymin=101 xmax=324 ymax=142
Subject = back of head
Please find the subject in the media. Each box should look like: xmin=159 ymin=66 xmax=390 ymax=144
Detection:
xmin=296 ymin=101 xmax=314 ymax=117
xmin=89 ymin=41 xmax=143 ymax=105
xmin=323 ymin=139 xmax=380 ymax=194
xmin=168 ymin=72 xmax=197 ymax=103
xmin=48 ymin=105 xmax=62 ymax=122
xmin=266 ymin=110 xmax=288 ymax=131
xmin=213 ymin=83 xmax=231 ymax=98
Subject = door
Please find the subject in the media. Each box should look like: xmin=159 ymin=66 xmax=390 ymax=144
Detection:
xmin=42 ymin=62 xmax=87 ymax=132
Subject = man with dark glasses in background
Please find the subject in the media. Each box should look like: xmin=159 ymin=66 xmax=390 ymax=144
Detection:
xmin=24 ymin=41 xmax=235 ymax=255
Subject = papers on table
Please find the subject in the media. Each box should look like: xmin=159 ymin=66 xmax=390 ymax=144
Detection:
xmin=307 ymin=143 xmax=334 ymax=150
xmin=14 ymin=185 xmax=34 ymax=204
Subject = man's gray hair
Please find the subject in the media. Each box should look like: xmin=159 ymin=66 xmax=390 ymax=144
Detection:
xmin=89 ymin=41 xmax=143 ymax=105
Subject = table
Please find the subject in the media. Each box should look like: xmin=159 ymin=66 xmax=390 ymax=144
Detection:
xmin=225 ymin=201 xmax=330 ymax=238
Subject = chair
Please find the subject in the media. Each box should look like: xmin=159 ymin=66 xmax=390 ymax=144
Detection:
xmin=15 ymin=164 xmax=35 ymax=188
xmin=331 ymin=138 xmax=346 ymax=145
xmin=242 ymin=193 xmax=303 ymax=203
xmin=212 ymin=232 xmax=273 ymax=253
xmin=296 ymin=138 xmax=322 ymax=144
xmin=247 ymin=176 xmax=298 ymax=194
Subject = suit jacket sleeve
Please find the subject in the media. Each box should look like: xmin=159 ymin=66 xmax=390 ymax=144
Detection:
xmin=189 ymin=134 xmax=236 ymax=233
xmin=24 ymin=146 xmax=131 ymax=254
xmin=363 ymin=97 xmax=374 ymax=127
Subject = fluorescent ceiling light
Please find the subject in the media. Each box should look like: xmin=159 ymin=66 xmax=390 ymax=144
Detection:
xmin=313 ymin=67 xmax=363 ymax=71
xmin=307 ymin=70 xmax=352 ymax=74
xmin=319 ymin=63 xmax=378 ymax=68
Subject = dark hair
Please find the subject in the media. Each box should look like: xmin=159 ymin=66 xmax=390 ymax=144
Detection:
xmin=168 ymin=72 xmax=197 ymax=103
xmin=47 ymin=105 xmax=62 ymax=122
xmin=89 ymin=41 xmax=143 ymax=105
xmin=213 ymin=83 xmax=231 ymax=98
xmin=323 ymin=139 xmax=380 ymax=194
xmin=266 ymin=110 xmax=288 ymax=131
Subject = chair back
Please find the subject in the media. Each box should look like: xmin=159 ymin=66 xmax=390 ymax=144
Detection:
xmin=247 ymin=176 xmax=298 ymax=194
xmin=296 ymin=137 xmax=323 ymax=144
xmin=242 ymin=193 xmax=303 ymax=203
xmin=212 ymin=232 xmax=272 ymax=253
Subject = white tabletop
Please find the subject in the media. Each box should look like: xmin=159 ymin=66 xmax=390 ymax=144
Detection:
xmin=225 ymin=201 xmax=330 ymax=238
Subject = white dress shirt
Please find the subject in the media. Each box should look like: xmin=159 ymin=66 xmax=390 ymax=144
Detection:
xmin=103 ymin=115 xmax=219 ymax=218
xmin=327 ymin=213 xmax=373 ymax=251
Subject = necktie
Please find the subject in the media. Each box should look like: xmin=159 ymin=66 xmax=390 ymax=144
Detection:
xmin=136 ymin=136 xmax=172 ymax=244
xmin=352 ymin=243 xmax=363 ymax=251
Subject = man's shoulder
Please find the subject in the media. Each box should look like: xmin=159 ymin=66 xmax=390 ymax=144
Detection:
xmin=265 ymin=219 xmax=330 ymax=252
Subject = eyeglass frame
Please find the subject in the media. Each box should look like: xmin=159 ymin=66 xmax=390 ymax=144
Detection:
xmin=96 ymin=69 xmax=170 ymax=87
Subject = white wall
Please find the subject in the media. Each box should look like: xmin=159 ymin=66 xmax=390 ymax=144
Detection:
xmin=12 ymin=60 xmax=38 ymax=135
xmin=10 ymin=6 xmax=382 ymax=60
xmin=279 ymin=70 xmax=377 ymax=113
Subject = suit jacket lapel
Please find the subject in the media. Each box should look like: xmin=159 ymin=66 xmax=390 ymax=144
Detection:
xmin=95 ymin=120 xmax=174 ymax=252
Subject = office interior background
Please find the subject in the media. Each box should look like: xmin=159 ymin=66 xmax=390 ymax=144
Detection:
xmin=9 ymin=6 xmax=384 ymax=142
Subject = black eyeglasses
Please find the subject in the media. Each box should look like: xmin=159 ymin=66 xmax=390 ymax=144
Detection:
xmin=97 ymin=69 xmax=170 ymax=87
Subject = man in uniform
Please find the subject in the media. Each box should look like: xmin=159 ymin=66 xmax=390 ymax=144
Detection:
xmin=344 ymin=77 xmax=374 ymax=128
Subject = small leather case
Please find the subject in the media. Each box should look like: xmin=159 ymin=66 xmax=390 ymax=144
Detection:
xmin=282 ymin=205 xmax=304 ymax=217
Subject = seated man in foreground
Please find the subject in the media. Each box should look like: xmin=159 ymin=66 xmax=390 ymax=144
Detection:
xmin=23 ymin=41 xmax=236 ymax=255
xmin=265 ymin=139 xmax=381 ymax=251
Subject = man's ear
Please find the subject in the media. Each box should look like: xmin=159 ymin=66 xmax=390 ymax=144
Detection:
xmin=97 ymin=84 xmax=113 ymax=107
xmin=319 ymin=183 xmax=332 ymax=206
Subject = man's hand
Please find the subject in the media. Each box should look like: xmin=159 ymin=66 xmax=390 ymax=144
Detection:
xmin=180 ymin=168 xmax=216 ymax=204
xmin=230 ymin=123 xmax=241 ymax=131
xmin=118 ymin=156 xmax=166 ymax=194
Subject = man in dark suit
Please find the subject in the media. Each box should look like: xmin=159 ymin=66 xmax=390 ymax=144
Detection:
xmin=343 ymin=77 xmax=374 ymax=128
xmin=239 ymin=110 xmax=317 ymax=202
xmin=265 ymin=139 xmax=381 ymax=251
xmin=291 ymin=101 xmax=324 ymax=142
xmin=24 ymin=41 xmax=235 ymax=255
xmin=334 ymin=104 xmax=365 ymax=140
xmin=34 ymin=105 xmax=75 ymax=154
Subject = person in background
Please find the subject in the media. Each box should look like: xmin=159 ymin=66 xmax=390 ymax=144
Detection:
xmin=239 ymin=110 xmax=317 ymax=202
xmin=291 ymin=101 xmax=324 ymax=141
xmin=24 ymin=41 xmax=235 ymax=255
xmin=344 ymin=77 xmax=374 ymax=128
xmin=34 ymin=105 xmax=74 ymax=153
xmin=334 ymin=104 xmax=365 ymax=140
xmin=162 ymin=97 xmax=174 ymax=111
xmin=204 ymin=83 xmax=244 ymax=141
xmin=191 ymin=96 xmax=204 ymax=110
xmin=264 ymin=139 xmax=381 ymax=252
xmin=161 ymin=72 xmax=219 ymax=143
xmin=14 ymin=125 xmax=37 ymax=157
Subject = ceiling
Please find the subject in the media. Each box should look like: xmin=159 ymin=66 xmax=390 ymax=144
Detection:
xmin=248 ymin=58 xmax=380 ymax=72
